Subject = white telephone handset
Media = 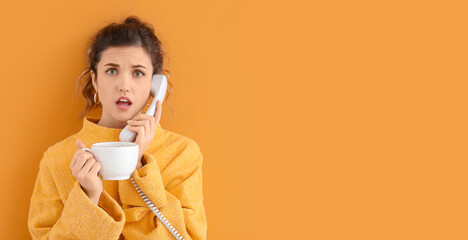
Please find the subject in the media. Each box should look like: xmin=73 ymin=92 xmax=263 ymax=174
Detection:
xmin=119 ymin=74 xmax=168 ymax=142
xmin=120 ymin=74 xmax=185 ymax=240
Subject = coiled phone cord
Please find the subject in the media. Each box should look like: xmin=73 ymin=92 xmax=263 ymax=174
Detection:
xmin=129 ymin=174 xmax=185 ymax=240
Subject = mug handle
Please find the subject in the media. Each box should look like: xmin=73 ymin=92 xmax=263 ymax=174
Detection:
xmin=81 ymin=147 xmax=92 ymax=153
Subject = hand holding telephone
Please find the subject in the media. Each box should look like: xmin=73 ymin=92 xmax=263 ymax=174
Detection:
xmin=119 ymin=74 xmax=168 ymax=142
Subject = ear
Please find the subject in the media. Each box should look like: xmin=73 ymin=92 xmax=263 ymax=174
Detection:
xmin=90 ymin=70 xmax=98 ymax=91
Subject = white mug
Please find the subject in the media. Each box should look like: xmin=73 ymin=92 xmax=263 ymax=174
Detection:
xmin=81 ymin=142 xmax=139 ymax=180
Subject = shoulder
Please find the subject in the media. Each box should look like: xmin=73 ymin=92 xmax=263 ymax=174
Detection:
xmin=155 ymin=128 xmax=203 ymax=166
xmin=41 ymin=133 xmax=80 ymax=167
xmin=159 ymin=128 xmax=201 ymax=153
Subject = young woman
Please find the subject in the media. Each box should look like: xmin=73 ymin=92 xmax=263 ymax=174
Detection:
xmin=28 ymin=16 xmax=207 ymax=240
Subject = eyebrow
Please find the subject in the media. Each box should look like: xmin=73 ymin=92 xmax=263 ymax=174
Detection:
xmin=104 ymin=63 xmax=147 ymax=69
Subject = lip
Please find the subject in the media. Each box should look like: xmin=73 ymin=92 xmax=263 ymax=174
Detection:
xmin=115 ymin=96 xmax=132 ymax=111
xmin=115 ymin=101 xmax=132 ymax=110
xmin=116 ymin=96 xmax=132 ymax=104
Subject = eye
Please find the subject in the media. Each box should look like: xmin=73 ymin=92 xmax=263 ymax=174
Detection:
xmin=134 ymin=70 xmax=145 ymax=78
xmin=106 ymin=68 xmax=117 ymax=75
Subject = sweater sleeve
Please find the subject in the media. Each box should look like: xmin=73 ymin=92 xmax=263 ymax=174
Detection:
xmin=131 ymin=140 xmax=207 ymax=240
xmin=28 ymin=152 xmax=126 ymax=240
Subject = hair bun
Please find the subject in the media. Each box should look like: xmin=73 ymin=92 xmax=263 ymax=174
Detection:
xmin=124 ymin=16 xmax=141 ymax=25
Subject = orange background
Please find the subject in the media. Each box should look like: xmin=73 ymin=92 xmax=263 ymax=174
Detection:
xmin=1 ymin=0 xmax=467 ymax=239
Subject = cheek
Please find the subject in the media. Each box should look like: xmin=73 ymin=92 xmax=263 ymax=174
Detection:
xmin=98 ymin=86 xmax=113 ymax=105
xmin=137 ymin=88 xmax=151 ymax=103
xmin=100 ymin=90 xmax=111 ymax=102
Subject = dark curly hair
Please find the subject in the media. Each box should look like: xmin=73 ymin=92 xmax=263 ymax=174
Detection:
xmin=75 ymin=15 xmax=174 ymax=121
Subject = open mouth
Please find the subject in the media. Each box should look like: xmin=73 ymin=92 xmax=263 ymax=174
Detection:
xmin=116 ymin=100 xmax=132 ymax=110
xmin=116 ymin=101 xmax=132 ymax=106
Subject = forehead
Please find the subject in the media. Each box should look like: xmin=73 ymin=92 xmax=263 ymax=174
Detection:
xmin=99 ymin=46 xmax=151 ymax=66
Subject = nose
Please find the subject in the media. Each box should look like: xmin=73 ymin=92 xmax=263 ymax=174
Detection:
xmin=118 ymin=76 xmax=130 ymax=93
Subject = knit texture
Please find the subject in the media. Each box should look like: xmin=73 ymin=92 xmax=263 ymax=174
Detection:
xmin=28 ymin=116 xmax=207 ymax=240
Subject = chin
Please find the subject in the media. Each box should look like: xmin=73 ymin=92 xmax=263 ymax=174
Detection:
xmin=112 ymin=111 xmax=132 ymax=121
xmin=113 ymin=104 xmax=143 ymax=119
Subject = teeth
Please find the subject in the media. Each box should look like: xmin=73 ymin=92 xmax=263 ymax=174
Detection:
xmin=119 ymin=99 xmax=129 ymax=102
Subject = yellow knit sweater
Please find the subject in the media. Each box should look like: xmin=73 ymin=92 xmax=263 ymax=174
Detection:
xmin=28 ymin=116 xmax=207 ymax=240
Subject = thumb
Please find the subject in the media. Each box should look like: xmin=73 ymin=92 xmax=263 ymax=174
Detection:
xmin=76 ymin=139 xmax=86 ymax=150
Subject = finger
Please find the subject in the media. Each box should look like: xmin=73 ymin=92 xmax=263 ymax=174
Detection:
xmin=127 ymin=119 xmax=143 ymax=126
xmin=153 ymin=100 xmax=160 ymax=117
xmin=81 ymin=156 xmax=95 ymax=173
xmin=75 ymin=151 xmax=92 ymax=171
xmin=128 ymin=119 xmax=152 ymax=140
xmin=71 ymin=150 xmax=87 ymax=169
xmin=128 ymin=125 xmax=145 ymax=140
xmin=76 ymin=139 xmax=86 ymax=149
xmin=89 ymin=162 xmax=101 ymax=176
xmin=132 ymin=113 xmax=153 ymax=122
xmin=131 ymin=113 xmax=146 ymax=121
xmin=132 ymin=104 xmax=159 ymax=123
xmin=136 ymin=114 xmax=156 ymax=128
xmin=127 ymin=118 xmax=150 ymax=128
xmin=70 ymin=151 xmax=80 ymax=169
xmin=155 ymin=100 xmax=162 ymax=121
xmin=142 ymin=118 xmax=150 ymax=138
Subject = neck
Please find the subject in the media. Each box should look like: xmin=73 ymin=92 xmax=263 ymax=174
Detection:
xmin=78 ymin=116 xmax=164 ymax=147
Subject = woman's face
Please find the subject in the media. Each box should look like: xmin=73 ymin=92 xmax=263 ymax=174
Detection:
xmin=90 ymin=46 xmax=153 ymax=128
